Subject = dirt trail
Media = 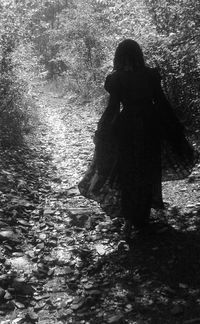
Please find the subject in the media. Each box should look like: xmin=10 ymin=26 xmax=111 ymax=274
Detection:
xmin=0 ymin=85 xmax=200 ymax=324
xmin=33 ymin=87 xmax=98 ymax=187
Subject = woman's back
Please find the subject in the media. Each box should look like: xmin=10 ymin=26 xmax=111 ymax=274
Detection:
xmin=79 ymin=39 xmax=198 ymax=233
xmin=105 ymin=67 xmax=158 ymax=109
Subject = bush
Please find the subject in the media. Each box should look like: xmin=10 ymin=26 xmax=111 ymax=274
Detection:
xmin=0 ymin=36 xmax=37 ymax=147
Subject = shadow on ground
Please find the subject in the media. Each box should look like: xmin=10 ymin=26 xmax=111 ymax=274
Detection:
xmin=70 ymin=216 xmax=200 ymax=324
xmin=1 ymin=141 xmax=200 ymax=323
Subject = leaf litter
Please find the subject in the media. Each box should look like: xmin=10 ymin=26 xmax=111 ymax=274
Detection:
xmin=0 ymin=84 xmax=200 ymax=323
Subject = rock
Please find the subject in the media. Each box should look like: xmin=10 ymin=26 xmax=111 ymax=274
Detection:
xmin=43 ymin=256 xmax=56 ymax=266
xmin=37 ymin=262 xmax=49 ymax=272
xmin=64 ymin=266 xmax=73 ymax=274
xmin=12 ymin=278 xmax=34 ymax=296
xmin=36 ymin=242 xmax=45 ymax=250
xmin=12 ymin=318 xmax=24 ymax=324
xmin=0 ymin=301 xmax=15 ymax=311
xmin=0 ymin=274 xmax=10 ymax=289
xmin=32 ymin=262 xmax=49 ymax=278
xmin=179 ymin=188 xmax=187 ymax=192
xmin=4 ymin=245 xmax=13 ymax=253
xmin=86 ymin=290 xmax=101 ymax=297
xmin=24 ymin=311 xmax=38 ymax=323
xmin=125 ymin=304 xmax=133 ymax=312
xmin=117 ymin=241 xmax=129 ymax=252
xmin=12 ymin=252 xmax=24 ymax=257
xmin=4 ymin=290 xmax=12 ymax=300
xmin=17 ymin=219 xmax=31 ymax=227
xmin=4 ymin=260 xmax=11 ymax=269
xmin=127 ymin=292 xmax=135 ymax=301
xmin=107 ymin=314 xmax=124 ymax=324
xmin=71 ymin=302 xmax=84 ymax=311
xmin=33 ymin=294 xmax=47 ymax=301
xmin=7 ymin=287 xmax=15 ymax=293
xmin=39 ymin=233 xmax=47 ymax=241
xmin=95 ymin=244 xmax=107 ymax=255
xmin=0 ymin=287 xmax=6 ymax=300
xmin=17 ymin=199 xmax=35 ymax=209
xmin=25 ymin=250 xmax=35 ymax=259
xmin=43 ymin=207 xmax=54 ymax=216
xmin=186 ymin=204 xmax=195 ymax=209
xmin=68 ymin=208 xmax=92 ymax=227
xmin=0 ymin=252 xmax=5 ymax=262
xmin=66 ymin=186 xmax=80 ymax=197
xmin=48 ymin=268 xmax=54 ymax=276
xmin=171 ymin=305 xmax=184 ymax=315
xmin=47 ymin=238 xmax=57 ymax=247
xmin=0 ymin=221 xmax=9 ymax=228
xmin=179 ymin=283 xmax=188 ymax=289
xmin=84 ymin=282 xmax=95 ymax=290
xmin=52 ymin=177 xmax=62 ymax=183
xmin=183 ymin=319 xmax=200 ymax=324
xmin=0 ymin=311 xmax=6 ymax=316
xmin=188 ymin=175 xmax=196 ymax=183
xmin=10 ymin=256 xmax=33 ymax=272
xmin=34 ymin=300 xmax=46 ymax=311
xmin=58 ymin=309 xmax=73 ymax=320
xmin=164 ymin=286 xmax=176 ymax=295
xmin=13 ymin=301 xmax=25 ymax=309
xmin=71 ymin=298 xmax=86 ymax=311
xmin=0 ymin=230 xmax=20 ymax=243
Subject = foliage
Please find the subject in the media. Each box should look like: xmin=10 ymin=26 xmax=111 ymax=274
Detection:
xmin=0 ymin=0 xmax=199 ymax=144
xmin=144 ymin=0 xmax=200 ymax=132
xmin=0 ymin=0 xmax=39 ymax=146
xmin=27 ymin=0 xmax=199 ymax=133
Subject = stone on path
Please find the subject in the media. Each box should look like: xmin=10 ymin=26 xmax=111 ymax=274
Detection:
xmin=171 ymin=304 xmax=184 ymax=316
xmin=0 ymin=287 xmax=5 ymax=300
xmin=68 ymin=208 xmax=93 ymax=227
xmin=9 ymin=256 xmax=33 ymax=272
xmin=0 ymin=230 xmax=20 ymax=243
xmin=107 ymin=314 xmax=124 ymax=324
xmin=12 ymin=277 xmax=34 ymax=296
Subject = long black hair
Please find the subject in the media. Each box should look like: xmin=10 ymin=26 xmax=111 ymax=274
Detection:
xmin=113 ymin=39 xmax=145 ymax=71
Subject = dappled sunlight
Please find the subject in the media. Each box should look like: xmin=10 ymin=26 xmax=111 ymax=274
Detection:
xmin=0 ymin=1 xmax=200 ymax=323
xmin=35 ymin=87 xmax=98 ymax=189
xmin=0 ymin=83 xmax=200 ymax=323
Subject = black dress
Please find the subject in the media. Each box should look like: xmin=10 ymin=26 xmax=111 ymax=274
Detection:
xmin=78 ymin=67 xmax=198 ymax=225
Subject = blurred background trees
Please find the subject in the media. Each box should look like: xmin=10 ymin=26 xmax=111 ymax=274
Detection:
xmin=0 ymin=0 xmax=199 ymax=146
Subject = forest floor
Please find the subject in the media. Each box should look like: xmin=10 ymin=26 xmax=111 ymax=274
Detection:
xmin=0 ymin=83 xmax=200 ymax=324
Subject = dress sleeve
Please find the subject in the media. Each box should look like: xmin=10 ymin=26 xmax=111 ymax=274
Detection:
xmin=104 ymin=72 xmax=118 ymax=93
xmin=104 ymin=72 xmax=120 ymax=114
xmin=96 ymin=72 xmax=120 ymax=135
xmin=153 ymin=68 xmax=184 ymax=131
xmin=104 ymin=71 xmax=121 ymax=94
xmin=152 ymin=68 xmax=190 ymax=155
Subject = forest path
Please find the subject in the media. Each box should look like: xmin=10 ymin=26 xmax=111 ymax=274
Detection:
xmin=0 ymin=84 xmax=200 ymax=324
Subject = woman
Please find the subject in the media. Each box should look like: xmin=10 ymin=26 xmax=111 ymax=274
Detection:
xmin=79 ymin=39 xmax=198 ymax=235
